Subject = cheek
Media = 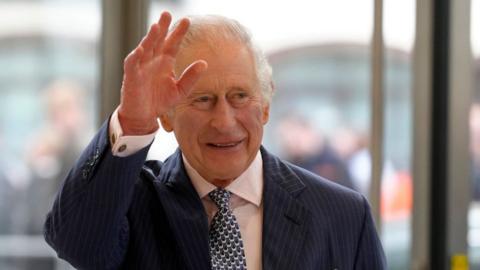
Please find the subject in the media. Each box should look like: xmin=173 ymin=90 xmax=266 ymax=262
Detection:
xmin=173 ymin=114 xmax=203 ymax=142
xmin=241 ymin=106 xmax=267 ymax=132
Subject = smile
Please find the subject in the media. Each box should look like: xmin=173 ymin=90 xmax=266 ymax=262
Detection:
xmin=207 ymin=140 xmax=243 ymax=148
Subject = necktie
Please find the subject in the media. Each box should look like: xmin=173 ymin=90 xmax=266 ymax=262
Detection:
xmin=208 ymin=188 xmax=247 ymax=270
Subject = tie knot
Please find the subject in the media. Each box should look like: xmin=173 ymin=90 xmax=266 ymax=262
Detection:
xmin=208 ymin=188 xmax=231 ymax=209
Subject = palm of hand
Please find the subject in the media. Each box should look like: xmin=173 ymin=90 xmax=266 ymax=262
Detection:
xmin=118 ymin=12 xmax=207 ymax=135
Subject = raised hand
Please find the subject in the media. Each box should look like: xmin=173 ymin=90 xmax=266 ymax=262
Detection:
xmin=117 ymin=11 xmax=208 ymax=135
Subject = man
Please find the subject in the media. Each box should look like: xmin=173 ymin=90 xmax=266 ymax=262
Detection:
xmin=44 ymin=11 xmax=386 ymax=270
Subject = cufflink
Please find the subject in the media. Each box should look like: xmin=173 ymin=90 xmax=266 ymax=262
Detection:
xmin=118 ymin=144 xmax=127 ymax=152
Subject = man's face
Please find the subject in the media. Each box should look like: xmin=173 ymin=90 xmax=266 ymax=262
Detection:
xmin=161 ymin=39 xmax=270 ymax=186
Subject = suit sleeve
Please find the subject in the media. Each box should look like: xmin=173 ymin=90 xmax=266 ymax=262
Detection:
xmin=43 ymin=120 xmax=151 ymax=270
xmin=353 ymin=196 xmax=388 ymax=270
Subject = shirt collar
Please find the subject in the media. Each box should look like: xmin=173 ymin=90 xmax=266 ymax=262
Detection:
xmin=182 ymin=151 xmax=263 ymax=207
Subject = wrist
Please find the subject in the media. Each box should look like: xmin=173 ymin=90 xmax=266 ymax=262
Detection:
xmin=118 ymin=110 xmax=159 ymax=135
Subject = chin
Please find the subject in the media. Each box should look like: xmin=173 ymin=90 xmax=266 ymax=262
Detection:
xmin=211 ymin=178 xmax=235 ymax=188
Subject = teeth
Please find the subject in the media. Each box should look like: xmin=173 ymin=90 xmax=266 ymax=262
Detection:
xmin=212 ymin=142 xmax=238 ymax=147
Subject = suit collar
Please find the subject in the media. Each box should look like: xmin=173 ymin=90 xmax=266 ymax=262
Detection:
xmin=260 ymin=146 xmax=306 ymax=197
xmin=260 ymin=146 xmax=311 ymax=269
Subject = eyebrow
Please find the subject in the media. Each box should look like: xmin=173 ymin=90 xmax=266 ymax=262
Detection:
xmin=228 ymin=86 xmax=249 ymax=92
xmin=187 ymin=92 xmax=214 ymax=98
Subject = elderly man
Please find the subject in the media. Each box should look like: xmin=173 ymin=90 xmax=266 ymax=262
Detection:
xmin=44 ymin=12 xmax=386 ymax=270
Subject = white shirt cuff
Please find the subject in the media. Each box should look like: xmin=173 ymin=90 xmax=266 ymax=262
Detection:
xmin=109 ymin=108 xmax=157 ymax=157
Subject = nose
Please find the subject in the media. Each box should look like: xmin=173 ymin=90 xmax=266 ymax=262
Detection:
xmin=210 ymin=97 xmax=237 ymax=131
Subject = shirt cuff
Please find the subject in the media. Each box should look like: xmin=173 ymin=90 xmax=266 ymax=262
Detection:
xmin=109 ymin=108 xmax=157 ymax=157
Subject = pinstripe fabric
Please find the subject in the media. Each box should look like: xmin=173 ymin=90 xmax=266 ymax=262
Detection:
xmin=44 ymin=121 xmax=386 ymax=270
xmin=261 ymin=153 xmax=386 ymax=269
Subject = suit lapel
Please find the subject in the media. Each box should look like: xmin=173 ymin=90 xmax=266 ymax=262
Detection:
xmin=151 ymin=150 xmax=211 ymax=270
xmin=260 ymin=147 xmax=311 ymax=269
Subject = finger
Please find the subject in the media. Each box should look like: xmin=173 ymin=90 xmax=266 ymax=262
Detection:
xmin=162 ymin=18 xmax=190 ymax=57
xmin=139 ymin=24 xmax=160 ymax=62
xmin=124 ymin=47 xmax=143 ymax=74
xmin=153 ymin=11 xmax=173 ymax=57
xmin=176 ymin=60 xmax=208 ymax=96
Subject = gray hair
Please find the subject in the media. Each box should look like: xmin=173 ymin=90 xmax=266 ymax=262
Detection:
xmin=174 ymin=15 xmax=274 ymax=103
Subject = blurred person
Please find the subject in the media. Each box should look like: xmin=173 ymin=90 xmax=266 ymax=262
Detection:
xmin=24 ymin=80 xmax=90 ymax=234
xmin=470 ymin=103 xmax=480 ymax=201
xmin=276 ymin=114 xmax=355 ymax=190
xmin=44 ymin=12 xmax=386 ymax=269
xmin=331 ymin=127 xmax=371 ymax=195
xmin=331 ymin=128 xmax=411 ymax=220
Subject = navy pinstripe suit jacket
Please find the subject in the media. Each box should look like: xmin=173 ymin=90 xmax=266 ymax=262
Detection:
xmin=44 ymin=121 xmax=386 ymax=270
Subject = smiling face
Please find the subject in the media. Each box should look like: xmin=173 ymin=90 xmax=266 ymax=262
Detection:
xmin=160 ymin=39 xmax=269 ymax=187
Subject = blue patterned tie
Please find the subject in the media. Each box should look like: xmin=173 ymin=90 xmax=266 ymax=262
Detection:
xmin=208 ymin=188 xmax=247 ymax=270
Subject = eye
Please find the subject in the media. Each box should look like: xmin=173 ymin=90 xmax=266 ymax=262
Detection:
xmin=192 ymin=95 xmax=215 ymax=110
xmin=195 ymin=96 xmax=211 ymax=102
xmin=234 ymin=92 xmax=248 ymax=99
xmin=229 ymin=91 xmax=250 ymax=106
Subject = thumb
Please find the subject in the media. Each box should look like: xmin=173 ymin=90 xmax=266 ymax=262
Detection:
xmin=176 ymin=60 xmax=208 ymax=96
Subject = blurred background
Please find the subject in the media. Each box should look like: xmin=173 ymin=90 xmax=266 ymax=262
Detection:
xmin=0 ymin=0 xmax=478 ymax=269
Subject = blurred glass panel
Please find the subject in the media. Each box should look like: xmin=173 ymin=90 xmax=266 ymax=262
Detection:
xmin=0 ymin=1 xmax=100 ymax=269
xmin=470 ymin=0 xmax=480 ymax=268
xmin=381 ymin=1 xmax=415 ymax=269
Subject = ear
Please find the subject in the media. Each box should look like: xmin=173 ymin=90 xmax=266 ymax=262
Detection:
xmin=261 ymin=80 xmax=274 ymax=125
xmin=262 ymin=103 xmax=270 ymax=125
xmin=159 ymin=113 xmax=174 ymax=132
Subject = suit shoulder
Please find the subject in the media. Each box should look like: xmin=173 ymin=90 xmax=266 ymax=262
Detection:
xmin=284 ymin=160 xmax=367 ymax=211
xmin=289 ymin=160 xmax=360 ymax=194
xmin=261 ymin=147 xmax=364 ymax=206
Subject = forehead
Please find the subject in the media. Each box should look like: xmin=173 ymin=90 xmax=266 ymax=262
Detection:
xmin=175 ymin=39 xmax=257 ymax=82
